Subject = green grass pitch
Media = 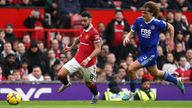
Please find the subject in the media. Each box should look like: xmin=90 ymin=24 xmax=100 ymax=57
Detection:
xmin=1 ymin=100 xmax=192 ymax=108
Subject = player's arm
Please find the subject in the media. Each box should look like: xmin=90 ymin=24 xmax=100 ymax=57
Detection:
xmin=81 ymin=40 xmax=101 ymax=67
xmin=167 ymin=23 xmax=174 ymax=52
xmin=64 ymin=37 xmax=80 ymax=52
xmin=71 ymin=37 xmax=80 ymax=49
xmin=88 ymin=42 xmax=101 ymax=60
xmin=123 ymin=30 xmax=135 ymax=46
xmin=123 ymin=17 xmax=138 ymax=46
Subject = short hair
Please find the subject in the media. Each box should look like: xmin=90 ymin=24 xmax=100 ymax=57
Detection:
xmin=6 ymin=24 xmax=13 ymax=28
xmin=37 ymin=41 xmax=43 ymax=44
xmin=0 ymin=29 xmax=4 ymax=32
xmin=30 ymin=42 xmax=38 ymax=48
xmin=81 ymin=11 xmax=92 ymax=18
xmin=179 ymin=56 xmax=187 ymax=60
xmin=4 ymin=42 xmax=11 ymax=46
xmin=32 ymin=65 xmax=41 ymax=70
xmin=6 ymin=53 xmax=15 ymax=59
xmin=142 ymin=1 xmax=160 ymax=18
xmin=141 ymin=78 xmax=150 ymax=83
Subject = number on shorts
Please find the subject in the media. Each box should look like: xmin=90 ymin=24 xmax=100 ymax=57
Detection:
xmin=90 ymin=74 xmax=94 ymax=80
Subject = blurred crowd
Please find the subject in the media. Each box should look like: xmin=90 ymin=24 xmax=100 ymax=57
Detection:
xmin=0 ymin=0 xmax=192 ymax=84
xmin=0 ymin=0 xmax=192 ymax=28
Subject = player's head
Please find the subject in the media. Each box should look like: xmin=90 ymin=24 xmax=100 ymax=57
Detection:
xmin=81 ymin=11 xmax=92 ymax=29
xmin=141 ymin=1 xmax=160 ymax=20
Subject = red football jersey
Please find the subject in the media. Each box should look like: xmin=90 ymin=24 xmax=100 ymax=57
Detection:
xmin=74 ymin=25 xmax=101 ymax=67
xmin=113 ymin=23 xmax=125 ymax=47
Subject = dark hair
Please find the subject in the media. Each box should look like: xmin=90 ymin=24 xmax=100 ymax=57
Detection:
xmin=53 ymin=60 xmax=61 ymax=66
xmin=37 ymin=41 xmax=43 ymax=44
xmin=21 ymin=59 xmax=28 ymax=64
xmin=108 ymin=81 xmax=121 ymax=94
xmin=81 ymin=11 xmax=92 ymax=18
xmin=6 ymin=24 xmax=13 ymax=28
xmin=30 ymin=42 xmax=38 ymax=48
xmin=6 ymin=53 xmax=15 ymax=59
xmin=32 ymin=65 xmax=41 ymax=70
xmin=0 ymin=29 xmax=4 ymax=32
xmin=141 ymin=78 xmax=150 ymax=83
xmin=142 ymin=1 xmax=160 ymax=18
xmin=179 ymin=56 xmax=186 ymax=60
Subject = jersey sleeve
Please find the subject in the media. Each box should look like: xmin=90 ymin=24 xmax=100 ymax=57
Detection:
xmin=158 ymin=20 xmax=167 ymax=31
xmin=131 ymin=18 xmax=139 ymax=32
xmin=93 ymin=32 xmax=101 ymax=44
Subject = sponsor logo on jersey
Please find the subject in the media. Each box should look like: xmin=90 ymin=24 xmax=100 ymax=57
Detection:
xmin=114 ymin=29 xmax=124 ymax=32
xmin=141 ymin=28 xmax=151 ymax=38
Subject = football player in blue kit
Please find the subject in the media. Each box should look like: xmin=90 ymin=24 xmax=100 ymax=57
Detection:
xmin=123 ymin=1 xmax=185 ymax=97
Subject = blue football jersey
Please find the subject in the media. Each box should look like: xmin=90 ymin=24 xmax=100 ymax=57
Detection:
xmin=131 ymin=17 xmax=167 ymax=53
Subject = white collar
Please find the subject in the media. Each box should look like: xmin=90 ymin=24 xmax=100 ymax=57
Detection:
xmin=115 ymin=21 xmax=125 ymax=26
xmin=84 ymin=24 xmax=93 ymax=32
xmin=143 ymin=17 xmax=155 ymax=24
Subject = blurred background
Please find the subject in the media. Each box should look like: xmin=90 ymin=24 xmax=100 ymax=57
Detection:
xmin=0 ymin=0 xmax=192 ymax=101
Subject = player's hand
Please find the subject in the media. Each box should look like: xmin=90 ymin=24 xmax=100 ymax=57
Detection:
xmin=63 ymin=46 xmax=72 ymax=53
xmin=123 ymin=35 xmax=130 ymax=46
xmin=81 ymin=57 xmax=91 ymax=67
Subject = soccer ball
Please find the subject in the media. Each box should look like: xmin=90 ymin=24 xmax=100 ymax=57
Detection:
xmin=6 ymin=91 xmax=22 ymax=105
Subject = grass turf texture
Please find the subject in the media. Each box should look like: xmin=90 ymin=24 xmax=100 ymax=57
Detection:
xmin=0 ymin=101 xmax=192 ymax=108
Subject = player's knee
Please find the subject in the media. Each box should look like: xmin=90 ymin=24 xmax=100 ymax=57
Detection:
xmin=150 ymin=72 xmax=159 ymax=77
xmin=85 ymin=82 xmax=91 ymax=87
xmin=57 ymin=72 xmax=63 ymax=79
xmin=128 ymin=66 xmax=135 ymax=73
xmin=85 ymin=82 xmax=95 ymax=89
xmin=57 ymin=68 xmax=68 ymax=78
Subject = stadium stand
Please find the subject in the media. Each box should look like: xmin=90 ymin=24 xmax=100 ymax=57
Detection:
xmin=0 ymin=0 xmax=192 ymax=101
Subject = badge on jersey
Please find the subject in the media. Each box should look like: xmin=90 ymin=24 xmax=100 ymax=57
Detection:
xmin=150 ymin=25 xmax=155 ymax=30
xmin=85 ymin=34 xmax=89 ymax=40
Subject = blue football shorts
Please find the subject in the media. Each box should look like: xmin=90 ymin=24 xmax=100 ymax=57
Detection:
xmin=137 ymin=52 xmax=157 ymax=67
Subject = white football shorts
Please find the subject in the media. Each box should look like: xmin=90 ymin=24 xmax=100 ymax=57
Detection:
xmin=63 ymin=58 xmax=97 ymax=82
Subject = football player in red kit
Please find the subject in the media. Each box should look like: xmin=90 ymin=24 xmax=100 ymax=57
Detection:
xmin=57 ymin=11 xmax=101 ymax=104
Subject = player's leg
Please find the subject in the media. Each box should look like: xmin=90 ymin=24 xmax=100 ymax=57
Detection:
xmin=57 ymin=58 xmax=80 ymax=92
xmin=131 ymin=53 xmax=157 ymax=93
xmin=121 ymin=60 xmax=142 ymax=101
xmin=128 ymin=60 xmax=143 ymax=93
xmin=147 ymin=66 xmax=176 ymax=82
xmin=85 ymin=82 xmax=100 ymax=104
xmin=57 ymin=67 xmax=71 ymax=92
xmin=81 ymin=65 xmax=100 ymax=104
xmin=147 ymin=66 xmax=185 ymax=94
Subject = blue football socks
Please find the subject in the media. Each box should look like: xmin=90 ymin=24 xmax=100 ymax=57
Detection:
xmin=163 ymin=71 xmax=178 ymax=85
xmin=130 ymin=79 xmax=137 ymax=92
